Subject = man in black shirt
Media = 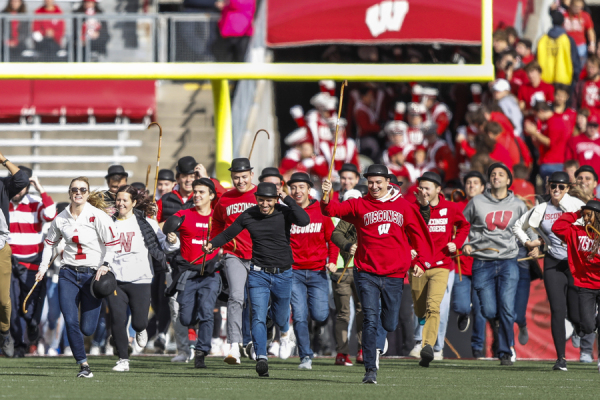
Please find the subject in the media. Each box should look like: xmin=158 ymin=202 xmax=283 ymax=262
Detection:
xmin=204 ymin=182 xmax=310 ymax=377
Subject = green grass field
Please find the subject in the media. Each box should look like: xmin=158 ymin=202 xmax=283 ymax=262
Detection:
xmin=0 ymin=356 xmax=599 ymax=400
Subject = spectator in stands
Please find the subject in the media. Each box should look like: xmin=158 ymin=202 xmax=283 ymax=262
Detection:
xmin=575 ymin=165 xmax=598 ymax=201
xmin=553 ymin=83 xmax=577 ymax=134
xmin=578 ymin=55 xmax=600 ymax=113
xmin=493 ymin=30 xmax=510 ymax=62
xmin=564 ymin=159 xmax=580 ymax=183
xmin=565 ymin=114 xmax=600 ymax=174
xmin=525 ymin=101 xmax=571 ymax=184
xmin=74 ymin=0 xmax=110 ymax=61
xmin=561 ymin=0 xmax=595 ymax=64
xmin=102 ymin=165 xmax=128 ymax=207
xmin=32 ymin=0 xmax=66 ymax=61
xmin=212 ymin=0 xmax=256 ymax=62
xmin=518 ymin=61 xmax=555 ymax=113
xmin=516 ymin=39 xmax=534 ymax=65
xmin=180 ymin=0 xmax=220 ymax=61
xmin=505 ymin=26 xmax=519 ymax=47
xmin=8 ymin=167 xmax=56 ymax=357
xmin=573 ymin=108 xmax=590 ymax=136
xmin=493 ymin=79 xmax=523 ymax=137
xmin=511 ymin=164 xmax=535 ymax=199
xmin=354 ymin=87 xmax=382 ymax=162
xmin=537 ymin=10 xmax=580 ymax=86
xmin=155 ymin=169 xmax=176 ymax=201
xmin=478 ymin=121 xmax=514 ymax=170
xmin=2 ymin=0 xmax=27 ymax=61
xmin=496 ymin=50 xmax=529 ymax=96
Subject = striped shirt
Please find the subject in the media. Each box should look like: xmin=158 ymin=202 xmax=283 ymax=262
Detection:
xmin=8 ymin=193 xmax=56 ymax=270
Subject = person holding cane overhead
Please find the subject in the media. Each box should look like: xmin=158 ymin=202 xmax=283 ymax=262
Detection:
xmin=321 ymin=164 xmax=433 ymax=384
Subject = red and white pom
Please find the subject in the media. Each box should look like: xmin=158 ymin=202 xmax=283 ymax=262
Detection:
xmin=421 ymin=87 xmax=439 ymax=99
xmin=470 ymin=84 xmax=482 ymax=104
xmin=290 ymin=105 xmax=306 ymax=127
xmin=394 ymin=102 xmax=406 ymax=121
xmin=408 ymin=102 xmax=422 ymax=115
xmin=319 ymin=80 xmax=336 ymax=96
xmin=412 ymin=84 xmax=423 ymax=103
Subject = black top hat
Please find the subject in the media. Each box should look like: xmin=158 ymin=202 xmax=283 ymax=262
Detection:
xmin=354 ymin=184 xmax=368 ymax=196
xmin=287 ymin=172 xmax=313 ymax=187
xmin=90 ymin=271 xmax=117 ymax=299
xmin=176 ymin=156 xmax=198 ymax=175
xmin=548 ymin=171 xmax=570 ymax=184
xmin=417 ymin=171 xmax=442 ymax=187
xmin=105 ymin=165 xmax=128 ymax=179
xmin=18 ymin=166 xmax=32 ymax=179
xmin=131 ymin=182 xmax=146 ymax=192
xmin=255 ymin=182 xmax=279 ymax=198
xmin=157 ymin=169 xmax=176 ymax=182
xmin=194 ymin=177 xmax=216 ymax=194
xmin=362 ymin=164 xmax=394 ymax=179
xmin=228 ymin=158 xmax=253 ymax=173
xmin=575 ymin=165 xmax=599 ymax=182
xmin=339 ymin=163 xmax=360 ymax=176
xmin=463 ymin=170 xmax=486 ymax=186
xmin=582 ymin=200 xmax=600 ymax=214
xmin=163 ymin=214 xmax=185 ymax=235
xmin=258 ymin=167 xmax=283 ymax=182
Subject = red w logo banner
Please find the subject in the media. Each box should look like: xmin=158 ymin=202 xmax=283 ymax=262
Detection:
xmin=484 ymin=211 xmax=513 ymax=231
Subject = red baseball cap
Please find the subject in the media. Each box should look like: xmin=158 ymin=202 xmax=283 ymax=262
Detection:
xmin=387 ymin=145 xmax=404 ymax=158
xmin=588 ymin=114 xmax=599 ymax=126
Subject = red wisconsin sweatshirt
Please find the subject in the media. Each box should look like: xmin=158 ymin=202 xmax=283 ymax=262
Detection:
xmin=552 ymin=211 xmax=600 ymax=290
xmin=290 ymin=200 xmax=339 ymax=270
xmin=321 ymin=186 xmax=434 ymax=278
xmin=421 ymin=195 xmax=470 ymax=270
xmin=211 ymin=186 xmax=257 ymax=260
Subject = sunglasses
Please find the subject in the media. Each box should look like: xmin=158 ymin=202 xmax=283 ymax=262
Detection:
xmin=550 ymin=183 xmax=567 ymax=191
xmin=70 ymin=187 xmax=88 ymax=194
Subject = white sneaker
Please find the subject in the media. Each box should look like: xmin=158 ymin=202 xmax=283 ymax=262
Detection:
xmin=298 ymin=356 xmax=312 ymax=370
xmin=211 ymin=338 xmax=224 ymax=356
xmin=279 ymin=335 xmax=296 ymax=360
xmin=37 ymin=342 xmax=45 ymax=356
xmin=597 ymin=360 xmax=600 ymax=374
xmin=112 ymin=359 xmax=130 ymax=372
xmin=376 ymin=349 xmax=380 ymax=370
xmin=104 ymin=344 xmax=114 ymax=356
xmin=246 ymin=342 xmax=256 ymax=361
xmin=171 ymin=353 xmax=189 ymax=363
xmin=510 ymin=347 xmax=517 ymax=363
xmin=63 ymin=346 xmax=73 ymax=356
xmin=382 ymin=338 xmax=389 ymax=355
xmin=434 ymin=350 xmax=444 ymax=361
xmin=268 ymin=341 xmax=280 ymax=356
xmin=90 ymin=345 xmax=101 ymax=356
xmin=136 ymin=330 xmax=148 ymax=348
xmin=224 ymin=343 xmax=241 ymax=365
xmin=47 ymin=348 xmax=59 ymax=357
xmin=189 ymin=347 xmax=195 ymax=360
xmin=409 ymin=343 xmax=422 ymax=358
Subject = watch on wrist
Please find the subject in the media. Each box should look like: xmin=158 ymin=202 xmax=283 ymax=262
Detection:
xmin=1 ymin=159 xmax=9 ymax=167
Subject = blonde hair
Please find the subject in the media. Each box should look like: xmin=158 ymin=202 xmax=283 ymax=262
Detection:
xmin=69 ymin=176 xmax=110 ymax=212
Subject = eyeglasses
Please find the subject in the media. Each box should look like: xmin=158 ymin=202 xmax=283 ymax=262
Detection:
xmin=70 ymin=187 xmax=88 ymax=194
xmin=550 ymin=183 xmax=567 ymax=191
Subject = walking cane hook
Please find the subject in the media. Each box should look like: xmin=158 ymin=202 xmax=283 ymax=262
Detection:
xmin=248 ymin=129 xmax=270 ymax=160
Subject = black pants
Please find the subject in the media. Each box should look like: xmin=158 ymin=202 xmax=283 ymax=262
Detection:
xmin=10 ymin=268 xmax=46 ymax=348
xmin=213 ymin=32 xmax=250 ymax=62
xmin=147 ymin=271 xmax=171 ymax=339
xmin=577 ymin=286 xmax=600 ymax=335
xmin=106 ymin=282 xmax=151 ymax=359
xmin=544 ymin=255 xmax=581 ymax=359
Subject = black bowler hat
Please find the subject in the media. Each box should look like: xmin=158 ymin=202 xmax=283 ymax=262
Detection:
xmin=18 ymin=166 xmax=32 ymax=179
xmin=105 ymin=165 xmax=128 ymax=179
xmin=287 ymin=172 xmax=313 ymax=187
xmin=575 ymin=165 xmax=599 ymax=182
xmin=548 ymin=171 xmax=570 ymax=184
xmin=131 ymin=182 xmax=146 ymax=192
xmin=487 ymin=162 xmax=513 ymax=187
xmin=582 ymin=199 xmax=600 ymax=214
xmin=228 ymin=158 xmax=253 ymax=172
xmin=255 ymin=182 xmax=279 ymax=198
xmin=176 ymin=156 xmax=198 ymax=175
xmin=90 ymin=271 xmax=117 ymax=299
xmin=157 ymin=169 xmax=176 ymax=182
xmin=463 ymin=170 xmax=486 ymax=186
xmin=163 ymin=214 xmax=185 ymax=235
xmin=354 ymin=184 xmax=368 ymax=196
xmin=417 ymin=171 xmax=442 ymax=187
xmin=339 ymin=163 xmax=360 ymax=177
xmin=195 ymin=177 xmax=216 ymax=194
xmin=259 ymin=167 xmax=283 ymax=182
xmin=362 ymin=164 xmax=394 ymax=179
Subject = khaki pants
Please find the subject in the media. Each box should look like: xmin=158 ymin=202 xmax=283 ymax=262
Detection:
xmin=409 ymin=267 xmax=449 ymax=348
xmin=0 ymin=243 xmax=12 ymax=332
xmin=331 ymin=270 xmax=362 ymax=354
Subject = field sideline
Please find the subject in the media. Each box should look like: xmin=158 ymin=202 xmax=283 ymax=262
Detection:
xmin=0 ymin=356 xmax=599 ymax=400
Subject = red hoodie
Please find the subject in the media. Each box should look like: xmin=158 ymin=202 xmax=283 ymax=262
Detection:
xmin=552 ymin=211 xmax=600 ymax=290
xmin=33 ymin=6 xmax=65 ymax=45
xmin=290 ymin=200 xmax=339 ymax=270
xmin=455 ymin=198 xmax=474 ymax=276
xmin=420 ymin=195 xmax=470 ymax=271
xmin=321 ymin=186 xmax=434 ymax=278
xmin=211 ymin=186 xmax=257 ymax=260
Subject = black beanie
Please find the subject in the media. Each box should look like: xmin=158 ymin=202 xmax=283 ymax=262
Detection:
xmin=487 ymin=162 xmax=513 ymax=187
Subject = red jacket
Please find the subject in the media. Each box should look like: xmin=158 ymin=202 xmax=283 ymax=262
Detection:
xmin=210 ymin=186 xmax=257 ymax=259
xmin=420 ymin=195 xmax=470 ymax=271
xmin=290 ymin=200 xmax=339 ymax=270
xmin=320 ymin=186 xmax=433 ymax=278
xmin=175 ymin=208 xmax=217 ymax=264
xmin=552 ymin=211 xmax=600 ymax=289
xmin=33 ymin=6 xmax=65 ymax=45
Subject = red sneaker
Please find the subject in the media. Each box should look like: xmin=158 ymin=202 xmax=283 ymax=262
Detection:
xmin=344 ymin=354 xmax=354 ymax=366
xmin=335 ymin=353 xmax=349 ymax=366
xmin=188 ymin=328 xmax=197 ymax=342
xmin=356 ymin=349 xmax=364 ymax=364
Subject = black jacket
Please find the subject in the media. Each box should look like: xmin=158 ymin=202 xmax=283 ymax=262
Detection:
xmin=1 ymin=169 xmax=29 ymax=224
xmin=160 ymin=191 xmax=193 ymax=222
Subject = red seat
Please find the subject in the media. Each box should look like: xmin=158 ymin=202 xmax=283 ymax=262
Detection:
xmin=0 ymin=80 xmax=33 ymax=120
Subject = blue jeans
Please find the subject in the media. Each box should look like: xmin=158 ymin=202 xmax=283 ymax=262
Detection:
xmin=248 ymin=268 xmax=293 ymax=359
xmin=577 ymin=43 xmax=588 ymax=65
xmin=10 ymin=268 xmax=47 ymax=347
xmin=472 ymin=258 xmax=519 ymax=358
xmin=177 ymin=272 xmax=221 ymax=353
xmin=58 ymin=268 xmax=103 ymax=364
xmin=539 ymin=163 xmax=564 ymax=186
xmin=242 ymin=282 xmax=252 ymax=346
xmin=291 ymin=269 xmax=330 ymax=359
xmin=515 ymin=246 xmax=531 ymax=328
xmin=451 ymin=273 xmax=486 ymax=351
xmin=354 ymin=269 xmax=403 ymax=371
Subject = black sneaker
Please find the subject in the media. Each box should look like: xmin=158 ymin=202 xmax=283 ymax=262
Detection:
xmin=500 ymin=354 xmax=513 ymax=366
xmin=154 ymin=336 xmax=166 ymax=353
xmin=419 ymin=344 xmax=434 ymax=368
xmin=77 ymin=364 xmax=94 ymax=378
xmin=457 ymin=315 xmax=470 ymax=332
xmin=27 ymin=324 xmax=39 ymax=343
xmin=12 ymin=345 xmax=25 ymax=358
xmin=472 ymin=349 xmax=484 ymax=359
xmin=256 ymin=358 xmax=269 ymax=377
xmin=0 ymin=331 xmax=14 ymax=358
xmin=362 ymin=369 xmax=377 ymax=384
xmin=195 ymin=350 xmax=206 ymax=369
xmin=553 ymin=358 xmax=567 ymax=371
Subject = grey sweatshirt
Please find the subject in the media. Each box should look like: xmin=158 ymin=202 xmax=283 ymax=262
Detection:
xmin=463 ymin=189 xmax=527 ymax=260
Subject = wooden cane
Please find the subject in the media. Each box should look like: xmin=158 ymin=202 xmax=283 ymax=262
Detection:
xmin=450 ymin=247 xmax=500 ymax=259
xmin=248 ymin=129 xmax=270 ymax=160
xmin=145 ymin=164 xmax=151 ymax=188
xmin=337 ymin=256 xmax=354 ymax=284
xmin=148 ymin=122 xmax=163 ymax=202
xmin=23 ymin=254 xmax=58 ymax=314
xmin=518 ymin=255 xmax=545 ymax=262
xmin=451 ymin=189 xmax=465 ymax=281
xmin=200 ymin=217 xmax=212 ymax=275
xmin=325 ymin=80 xmax=348 ymax=201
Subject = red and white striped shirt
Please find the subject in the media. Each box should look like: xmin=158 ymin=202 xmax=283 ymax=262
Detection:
xmin=8 ymin=193 xmax=56 ymax=270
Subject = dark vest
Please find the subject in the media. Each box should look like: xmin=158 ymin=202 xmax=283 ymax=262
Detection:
xmin=160 ymin=191 xmax=193 ymax=222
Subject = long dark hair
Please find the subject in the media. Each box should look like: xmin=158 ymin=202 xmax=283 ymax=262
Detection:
xmin=2 ymin=0 xmax=26 ymax=13
xmin=116 ymin=185 xmax=156 ymax=217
